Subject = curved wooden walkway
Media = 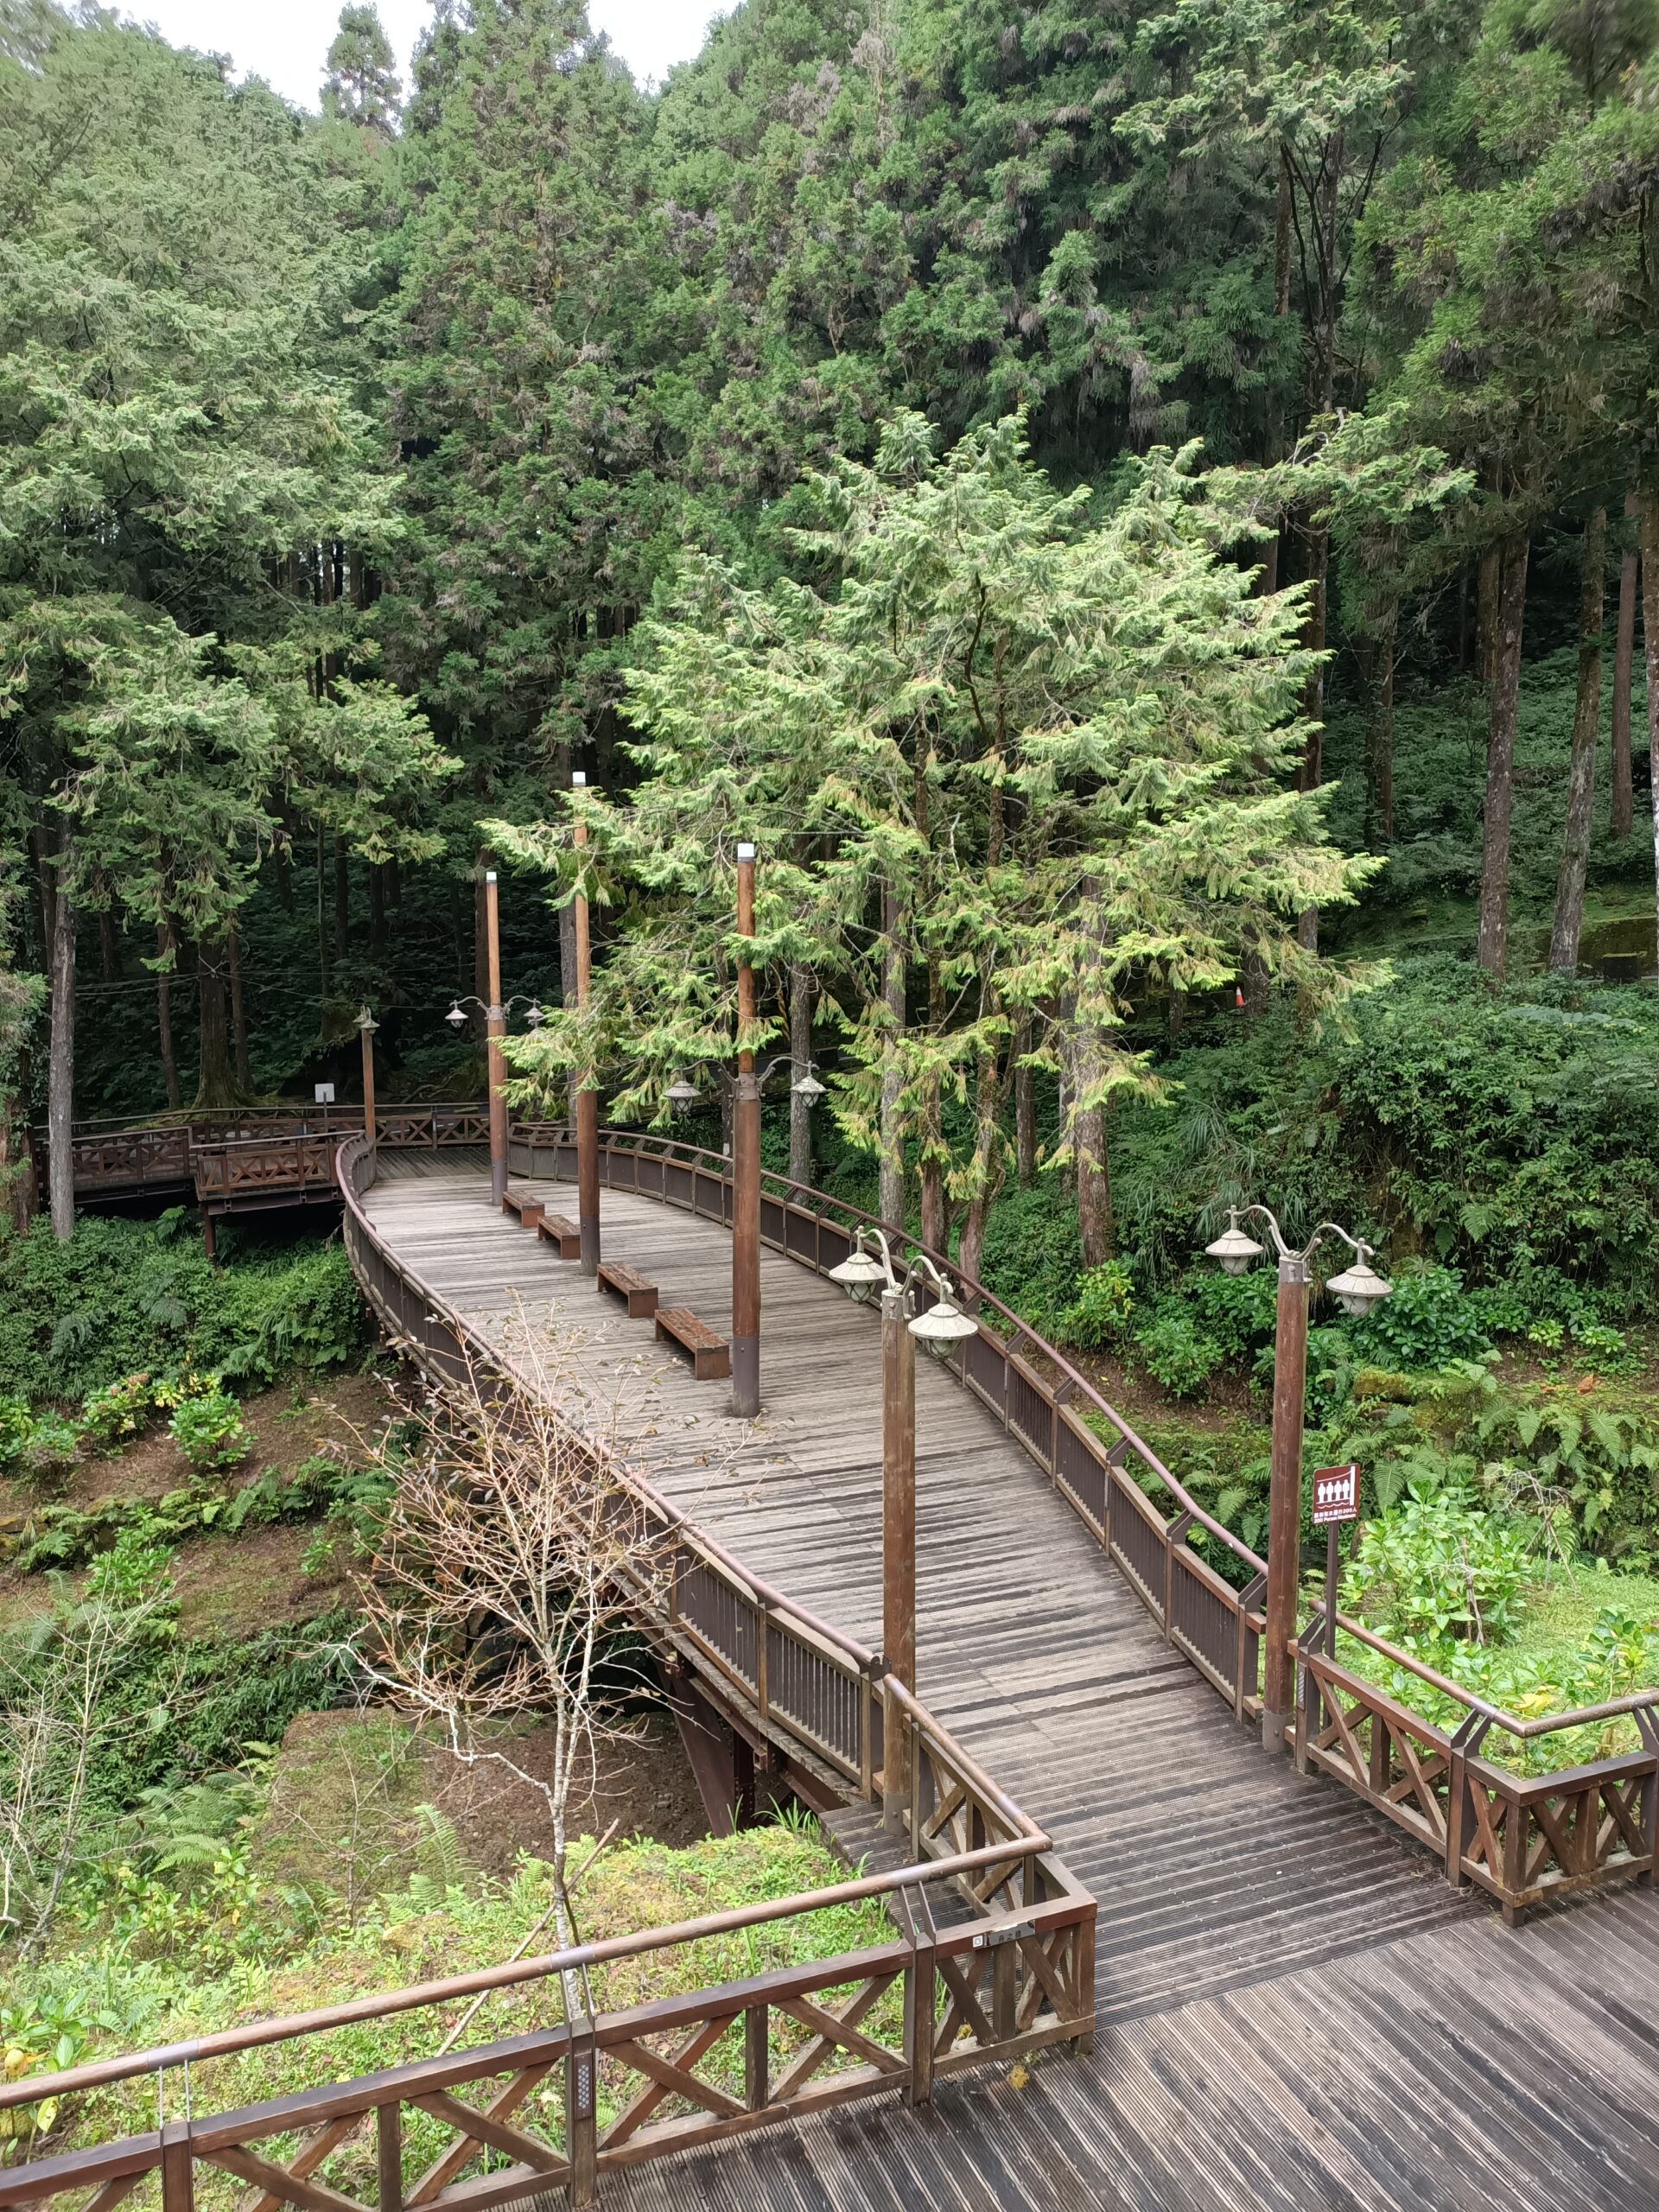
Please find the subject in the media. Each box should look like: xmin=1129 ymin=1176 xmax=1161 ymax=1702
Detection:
xmin=365 ymin=1155 xmax=1659 ymax=2210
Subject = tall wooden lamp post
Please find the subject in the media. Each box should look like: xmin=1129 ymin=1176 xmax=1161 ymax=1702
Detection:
xmin=571 ymin=772 xmax=601 ymax=1277
xmin=484 ymin=868 xmax=507 ymax=1208
xmin=1203 ymin=1205 xmax=1393 ymax=1753
xmin=730 ymin=842 xmax=761 ymax=1416
xmin=827 ymin=1228 xmax=977 ymax=1822
xmin=355 ymin=1006 xmax=378 ymax=1151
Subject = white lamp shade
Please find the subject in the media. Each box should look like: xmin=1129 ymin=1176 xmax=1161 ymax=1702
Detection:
xmin=909 ymin=1296 xmax=978 ymax=1356
xmin=1326 ymin=1253 xmax=1393 ymax=1319
xmin=1205 ymin=1210 xmax=1264 ymax=1276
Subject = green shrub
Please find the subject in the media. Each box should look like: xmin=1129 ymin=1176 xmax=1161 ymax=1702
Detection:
xmin=79 ymin=1373 xmax=158 ymax=1452
xmin=1351 ymin=1265 xmax=1492 ymax=1371
xmin=977 ymin=1180 xmax=1082 ymax=1337
xmin=1344 ymin=1480 xmax=1536 ymax=1644
xmin=0 ymin=1218 xmax=366 ymax=1402
xmin=0 ymin=1393 xmax=31 ymax=1467
xmin=1132 ymin=1304 xmax=1224 ymax=1398
xmin=1058 ymin=1262 xmax=1135 ymax=1347
xmin=168 ymin=1390 xmax=251 ymax=1471
xmin=23 ymin=1410 xmax=80 ymax=1485
xmin=1190 ymin=1265 xmax=1281 ymax=1362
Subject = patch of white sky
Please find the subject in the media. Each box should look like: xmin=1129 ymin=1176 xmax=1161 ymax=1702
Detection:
xmin=118 ymin=2 xmax=725 ymax=107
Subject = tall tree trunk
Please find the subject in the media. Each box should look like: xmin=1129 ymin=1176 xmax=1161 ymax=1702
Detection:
xmin=555 ymin=742 xmax=578 ymax=1010
xmin=47 ymin=834 xmax=75 ymax=1241
xmin=1366 ymin=599 xmax=1396 ymax=842
xmin=1477 ymin=535 xmax=1529 ymax=979
xmin=0 ymin=1091 xmax=33 ymax=1232
xmin=918 ymin=952 xmax=945 ymax=1253
xmin=788 ymin=964 xmax=814 ymax=1188
xmin=98 ymin=899 xmax=120 ymax=985
xmin=156 ymin=922 xmax=182 ymax=1109
xmin=369 ymin=861 xmax=389 ymax=962
xmin=1014 ymin=1017 xmax=1036 ymax=1187
xmin=1638 ymin=493 xmax=1659 ymax=966
xmin=1477 ymin=543 xmax=1502 ymax=683
xmin=1549 ymin=508 xmax=1606 ymax=975
xmin=1611 ymin=490 xmax=1638 ymax=841
xmin=1067 ymin=884 xmax=1114 ymax=1268
xmin=228 ymin=923 xmax=251 ymax=1090
xmin=194 ymin=935 xmax=237 ymax=1107
xmin=956 ymin=1039 xmax=1004 ymax=1298
xmin=879 ymin=882 xmax=906 ymax=1230
xmin=334 ymin=836 xmax=350 ymax=969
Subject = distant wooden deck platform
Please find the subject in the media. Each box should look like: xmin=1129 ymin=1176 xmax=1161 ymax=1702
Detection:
xmin=365 ymin=1157 xmax=1659 ymax=2209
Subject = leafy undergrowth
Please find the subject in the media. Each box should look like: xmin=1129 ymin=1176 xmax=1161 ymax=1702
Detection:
xmin=18 ymin=1825 xmax=896 ymax=2191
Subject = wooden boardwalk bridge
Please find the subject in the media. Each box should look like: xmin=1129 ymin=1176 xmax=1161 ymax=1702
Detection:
xmin=8 ymin=1122 xmax=1659 ymax=2209
xmin=353 ymin=1138 xmax=1659 ymax=2209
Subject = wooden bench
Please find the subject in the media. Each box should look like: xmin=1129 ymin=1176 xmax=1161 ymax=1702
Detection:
xmin=654 ymin=1305 xmax=731 ymax=1382
xmin=597 ymin=1260 xmax=658 ymax=1319
xmin=502 ymin=1189 xmax=544 ymax=1230
xmin=537 ymin=1212 xmax=582 ymax=1261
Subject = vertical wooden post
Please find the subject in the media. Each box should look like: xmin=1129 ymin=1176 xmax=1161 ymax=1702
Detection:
xmin=483 ymin=870 xmax=507 ymax=1210
xmin=883 ymin=1286 xmax=917 ymax=1698
xmin=1262 ymin=1252 xmax=1310 ymax=1753
xmin=743 ymin=2003 xmax=769 ymax=2113
xmin=359 ymin=1010 xmax=378 ymax=1152
xmin=882 ymin=1675 xmax=909 ymax=1837
xmin=376 ymin=2101 xmax=402 ymax=2212
xmin=730 ymin=842 xmax=761 ymax=1417
xmin=572 ymin=776 xmax=600 ymax=1277
xmin=566 ymin=2031 xmax=597 ymax=2207
xmin=905 ymin=1932 xmax=936 ymax=2107
xmin=161 ymin=2121 xmax=194 ymax=2212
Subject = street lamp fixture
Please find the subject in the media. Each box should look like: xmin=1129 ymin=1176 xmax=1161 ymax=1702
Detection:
xmin=356 ymin=1006 xmax=379 ymax=1149
xmin=664 ymin=1075 xmax=701 ymax=1116
xmin=825 ymin=1224 xmax=980 ymax=1796
xmin=791 ymin=1067 xmax=827 ymax=1104
xmin=1205 ymin=1208 xmax=1265 ymax=1276
xmin=1201 ymin=1201 xmax=1392 ymax=1757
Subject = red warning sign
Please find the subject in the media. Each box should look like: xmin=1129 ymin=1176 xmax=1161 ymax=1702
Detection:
xmin=1311 ymin=1463 xmax=1360 ymax=1526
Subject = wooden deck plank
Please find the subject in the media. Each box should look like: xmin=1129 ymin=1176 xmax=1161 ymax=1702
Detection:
xmin=367 ymin=1162 xmax=1659 ymax=2209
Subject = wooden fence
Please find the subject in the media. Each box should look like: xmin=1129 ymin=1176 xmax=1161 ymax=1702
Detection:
xmin=512 ymin=1124 xmax=1659 ymax=1921
xmin=0 ymin=1844 xmax=1092 ymax=2212
xmin=0 ymin=1129 xmax=1096 ymax=2212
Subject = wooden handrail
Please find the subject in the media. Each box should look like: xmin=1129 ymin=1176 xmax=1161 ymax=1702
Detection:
xmin=0 ymin=1835 xmax=1049 ymax=2115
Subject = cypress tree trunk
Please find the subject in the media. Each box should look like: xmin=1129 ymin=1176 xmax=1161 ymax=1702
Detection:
xmin=1366 ymin=600 xmax=1396 ymax=842
xmin=369 ymin=862 xmax=387 ymax=960
xmin=1477 ymin=542 xmax=1502 ymax=683
xmin=1611 ymin=490 xmax=1638 ymax=842
xmin=334 ymin=836 xmax=350 ymax=968
xmin=918 ymin=950 xmax=945 ymax=1252
xmin=98 ymin=898 xmax=120 ymax=984
xmin=48 ymin=833 xmax=76 ymax=1241
xmin=194 ymin=934 xmax=237 ymax=1106
xmin=957 ymin=1040 xmax=1003 ymax=1299
xmin=228 ymin=924 xmax=251 ymax=1090
xmin=156 ymin=922 xmax=182 ymax=1109
xmin=788 ymin=963 xmax=813 ymax=1188
xmin=1638 ymin=493 xmax=1659 ymax=962
xmin=879 ymin=882 xmax=906 ymax=1230
xmin=1477 ymin=535 xmax=1529 ymax=979
xmin=1069 ymin=885 xmax=1114 ymax=1268
xmin=1014 ymin=1016 xmax=1035 ymax=1187
xmin=1548 ymin=507 xmax=1606 ymax=975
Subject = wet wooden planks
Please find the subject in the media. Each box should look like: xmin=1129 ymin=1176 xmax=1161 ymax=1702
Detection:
xmin=368 ymin=1163 xmax=1659 ymax=2209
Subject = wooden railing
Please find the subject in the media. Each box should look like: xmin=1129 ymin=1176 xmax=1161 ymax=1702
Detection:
xmin=0 ymin=1840 xmax=1092 ymax=2212
xmin=52 ymin=1104 xmax=488 ymax=1198
xmin=512 ymin=1124 xmax=1268 ymax=1723
xmin=510 ymin=1125 xmax=1659 ymax=1921
xmin=1294 ymin=1614 xmax=1659 ymax=1922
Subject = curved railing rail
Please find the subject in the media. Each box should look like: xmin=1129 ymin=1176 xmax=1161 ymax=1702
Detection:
xmin=0 ymin=1131 xmax=1096 ymax=2212
xmin=512 ymin=1122 xmax=1269 ymax=1720
xmin=509 ymin=1123 xmax=1659 ymax=1920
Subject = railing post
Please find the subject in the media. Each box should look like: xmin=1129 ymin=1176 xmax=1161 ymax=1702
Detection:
xmin=1164 ymin=1510 xmax=1192 ymax=1641
xmin=755 ymin=1600 xmax=770 ymax=1725
xmin=161 ymin=2120 xmax=194 ymax=2212
xmin=377 ymin=2101 xmax=402 ymax=2212
xmin=744 ymin=2002 xmax=769 ymax=2112
xmin=567 ymin=2026 xmax=597 ymax=2207
xmin=882 ymin=1677 xmax=909 ymax=1836
xmin=905 ymin=1923 xmax=936 ymax=2108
